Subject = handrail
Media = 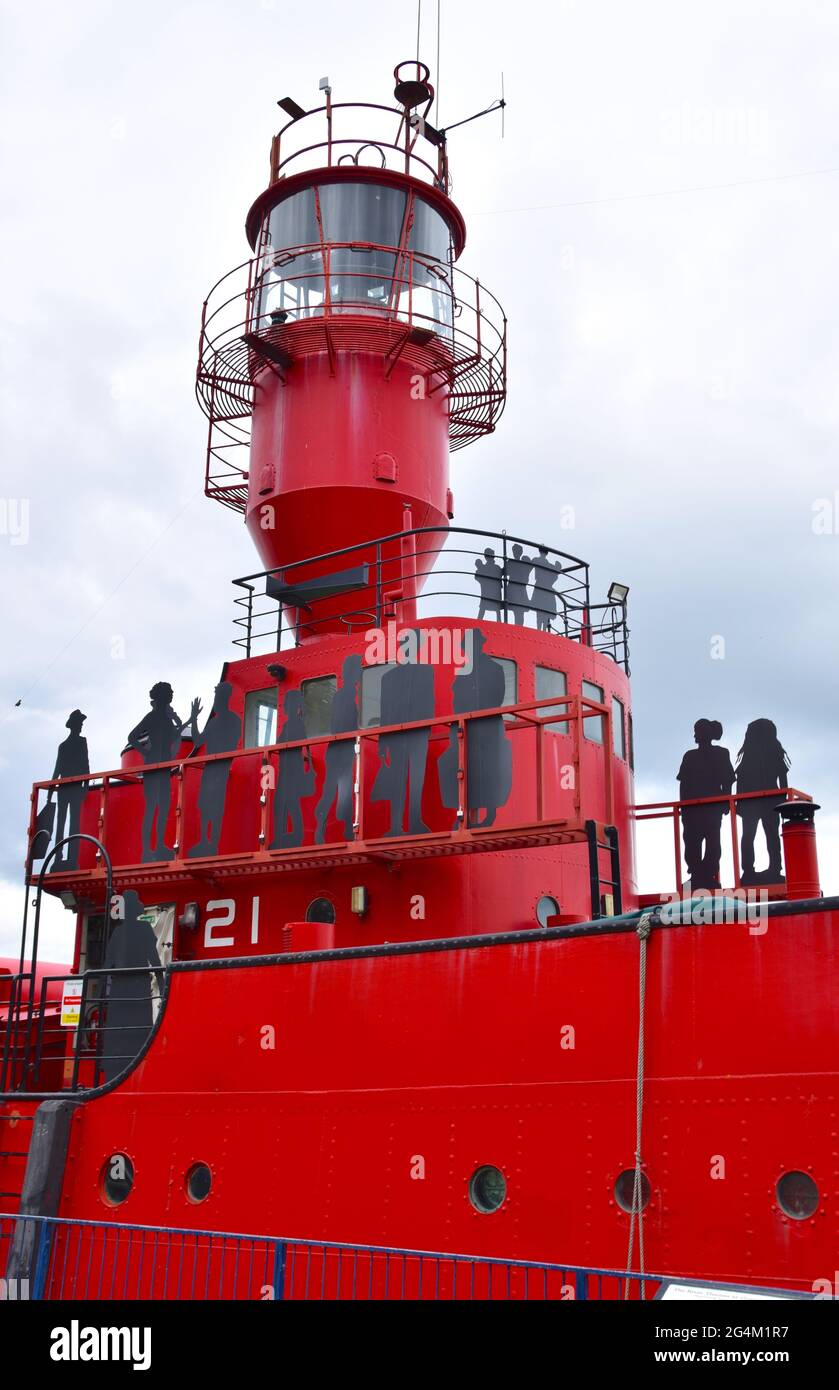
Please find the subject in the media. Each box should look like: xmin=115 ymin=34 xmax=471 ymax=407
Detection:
xmin=633 ymin=787 xmax=812 ymax=893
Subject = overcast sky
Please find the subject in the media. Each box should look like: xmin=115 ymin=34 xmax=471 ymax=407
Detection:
xmin=1 ymin=0 xmax=837 ymax=955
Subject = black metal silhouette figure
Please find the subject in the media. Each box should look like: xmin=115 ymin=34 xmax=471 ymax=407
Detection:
xmin=100 ymin=891 xmax=162 ymax=1084
xmin=49 ymin=709 xmax=90 ymax=869
xmin=271 ymin=689 xmax=315 ymax=849
xmin=735 ymin=719 xmax=790 ymax=884
xmin=504 ymin=543 xmax=534 ymax=625
xmin=475 ymin=548 xmax=504 ymax=620
xmin=531 ymin=547 xmax=565 ymax=632
xmin=438 ymin=631 xmax=513 ymax=828
xmin=677 ymin=719 xmax=735 ymax=890
xmin=315 ymin=654 xmax=362 ymax=844
xmin=372 ymin=645 xmax=435 ymax=836
xmin=127 ymin=683 xmax=190 ymax=863
xmin=185 ymin=681 xmax=242 ymax=858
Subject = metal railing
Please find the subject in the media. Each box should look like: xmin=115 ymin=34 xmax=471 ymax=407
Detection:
xmin=0 ymin=1213 xmax=660 ymax=1300
xmin=196 ymin=245 xmax=506 ymax=510
xmin=230 ymin=525 xmax=630 ymax=665
xmin=1 ymin=966 xmax=166 ymax=1096
xmin=634 ymin=787 xmax=813 ymax=894
xmin=26 ymin=691 xmax=614 ymax=890
xmin=267 ymin=96 xmax=449 ymax=190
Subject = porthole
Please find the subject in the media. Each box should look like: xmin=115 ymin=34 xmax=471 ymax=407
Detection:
xmin=614 ymin=1169 xmax=651 ymax=1213
xmin=100 ymin=1153 xmax=134 ymax=1207
xmin=776 ymin=1171 xmax=819 ymax=1220
xmin=185 ymin=1162 xmax=212 ymax=1204
xmin=469 ymin=1165 xmax=507 ymax=1214
xmin=305 ymin=897 xmax=336 ymax=924
xmin=536 ymin=895 xmax=560 ymax=927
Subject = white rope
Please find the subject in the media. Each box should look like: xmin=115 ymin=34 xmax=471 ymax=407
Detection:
xmin=624 ymin=910 xmax=653 ymax=1297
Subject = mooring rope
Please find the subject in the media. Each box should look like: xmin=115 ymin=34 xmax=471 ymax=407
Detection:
xmin=624 ymin=909 xmax=654 ymax=1297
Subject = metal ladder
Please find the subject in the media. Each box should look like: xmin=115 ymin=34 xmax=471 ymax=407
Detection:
xmin=585 ymin=820 xmax=623 ymax=919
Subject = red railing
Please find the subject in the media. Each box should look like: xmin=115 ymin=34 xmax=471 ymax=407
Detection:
xmin=633 ymin=788 xmax=812 ymax=894
xmin=28 ymin=694 xmax=614 ymax=884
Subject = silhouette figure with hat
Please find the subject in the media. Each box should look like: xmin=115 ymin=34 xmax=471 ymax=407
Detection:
xmin=50 ymin=709 xmax=90 ymax=869
xmin=271 ymin=689 xmax=315 ymax=849
xmin=185 ymin=680 xmax=242 ymax=858
xmin=315 ymin=654 xmax=362 ymax=843
xmin=474 ymin=548 xmax=504 ymax=621
xmin=735 ymin=718 xmax=790 ymax=885
xmin=127 ymin=682 xmax=192 ymax=863
xmin=677 ymin=719 xmax=735 ymax=889
xmin=100 ymin=890 xmax=162 ymax=1083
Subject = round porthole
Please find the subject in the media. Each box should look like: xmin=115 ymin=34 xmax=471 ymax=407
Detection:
xmin=614 ymin=1169 xmax=651 ymax=1213
xmin=776 ymin=1171 xmax=819 ymax=1220
xmin=100 ymin=1153 xmax=134 ymax=1207
xmin=536 ymin=895 xmax=560 ymax=927
xmin=185 ymin=1162 xmax=212 ymax=1204
xmin=306 ymin=897 xmax=335 ymax=924
xmin=469 ymin=1165 xmax=507 ymax=1214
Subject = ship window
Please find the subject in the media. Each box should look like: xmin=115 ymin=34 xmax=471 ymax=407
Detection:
xmin=100 ymin=1153 xmax=134 ymax=1207
xmin=360 ymin=663 xmax=398 ymax=728
xmin=776 ymin=1171 xmax=819 ymax=1220
xmin=492 ymin=657 xmax=518 ymax=720
xmin=469 ymin=1165 xmax=507 ymax=1214
xmin=536 ymin=895 xmax=560 ymax=927
xmin=628 ymin=712 xmax=635 ymax=770
xmin=244 ymin=688 xmax=278 ymax=748
xmin=535 ymin=666 xmax=568 ymax=734
xmin=612 ymin=696 xmax=626 ymax=759
xmin=582 ymin=680 xmax=604 ymax=743
xmin=185 ymin=1163 xmax=212 ymax=1204
xmin=614 ymin=1169 xmax=651 ymax=1213
xmin=301 ymin=675 xmax=336 ymax=736
xmin=306 ymin=897 xmax=335 ymax=925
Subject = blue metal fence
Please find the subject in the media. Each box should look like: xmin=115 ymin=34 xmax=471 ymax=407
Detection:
xmin=0 ymin=1213 xmax=659 ymax=1301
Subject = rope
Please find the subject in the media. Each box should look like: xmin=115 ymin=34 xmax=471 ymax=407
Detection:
xmin=624 ymin=909 xmax=654 ymax=1297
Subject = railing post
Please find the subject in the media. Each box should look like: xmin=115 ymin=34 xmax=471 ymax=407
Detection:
xmin=574 ymin=1268 xmax=588 ymax=1301
xmin=729 ymin=794 xmax=741 ymax=887
xmin=673 ymin=806 xmax=683 ymax=894
xmin=273 ymin=1240 xmax=287 ymax=1301
xmin=32 ymin=1218 xmax=53 ymax=1300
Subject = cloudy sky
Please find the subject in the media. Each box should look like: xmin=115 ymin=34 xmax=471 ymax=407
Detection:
xmin=1 ymin=0 xmax=837 ymax=955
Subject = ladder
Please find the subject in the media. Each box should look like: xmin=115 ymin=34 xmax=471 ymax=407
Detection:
xmin=585 ymin=821 xmax=623 ymax=919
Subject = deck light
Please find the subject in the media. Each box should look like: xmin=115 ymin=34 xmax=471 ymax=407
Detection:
xmin=351 ymin=886 xmax=369 ymax=918
xmin=607 ymin=581 xmax=629 ymax=605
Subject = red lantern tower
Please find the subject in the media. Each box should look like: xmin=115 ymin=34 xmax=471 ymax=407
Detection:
xmin=197 ymin=61 xmax=506 ymax=636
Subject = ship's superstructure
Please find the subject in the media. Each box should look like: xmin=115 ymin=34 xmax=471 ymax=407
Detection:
xmin=0 ymin=62 xmax=835 ymax=1300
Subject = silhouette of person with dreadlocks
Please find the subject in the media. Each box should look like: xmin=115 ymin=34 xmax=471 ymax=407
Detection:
xmin=735 ymin=718 xmax=790 ymax=884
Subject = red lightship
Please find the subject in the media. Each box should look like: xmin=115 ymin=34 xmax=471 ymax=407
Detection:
xmin=1 ymin=61 xmax=835 ymax=1304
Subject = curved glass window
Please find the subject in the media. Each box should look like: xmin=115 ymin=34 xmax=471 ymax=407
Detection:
xmin=258 ymin=183 xmax=453 ymax=333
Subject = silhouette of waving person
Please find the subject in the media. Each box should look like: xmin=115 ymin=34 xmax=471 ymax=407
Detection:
xmin=127 ymin=683 xmax=191 ymax=863
xmin=315 ymin=654 xmax=362 ymax=844
xmin=474 ymin=548 xmax=504 ymax=621
xmin=372 ymin=643 xmax=435 ymax=836
xmin=51 ymin=709 xmax=90 ymax=869
xmin=735 ymin=718 xmax=790 ymax=885
xmin=186 ymin=680 xmax=242 ymax=858
xmin=504 ymin=544 xmax=534 ymax=625
xmin=271 ymin=689 xmax=314 ymax=849
xmin=677 ymin=719 xmax=735 ymax=890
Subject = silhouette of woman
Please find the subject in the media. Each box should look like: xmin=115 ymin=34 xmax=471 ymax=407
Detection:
xmin=677 ymin=719 xmax=735 ymax=890
xmin=271 ymin=690 xmax=315 ymax=849
xmin=735 ymin=719 xmax=790 ymax=884
xmin=438 ymin=632 xmax=513 ymax=828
